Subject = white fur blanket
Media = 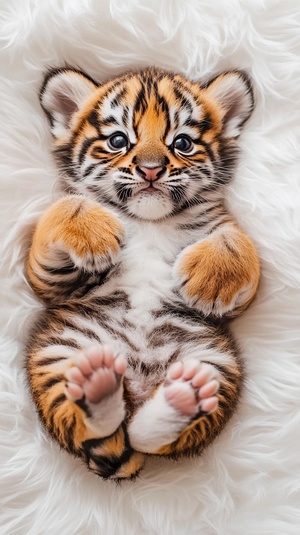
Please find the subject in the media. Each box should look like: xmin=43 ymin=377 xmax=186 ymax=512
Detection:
xmin=1 ymin=1 xmax=300 ymax=534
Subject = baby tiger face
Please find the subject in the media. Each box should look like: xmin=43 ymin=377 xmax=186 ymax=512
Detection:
xmin=41 ymin=67 xmax=253 ymax=220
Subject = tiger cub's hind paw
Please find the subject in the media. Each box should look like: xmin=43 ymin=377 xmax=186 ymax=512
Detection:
xmin=127 ymin=359 xmax=219 ymax=454
xmin=164 ymin=359 xmax=219 ymax=416
xmin=64 ymin=345 xmax=127 ymax=438
xmin=65 ymin=345 xmax=127 ymax=404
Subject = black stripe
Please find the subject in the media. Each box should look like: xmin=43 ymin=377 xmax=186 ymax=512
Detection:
xmin=200 ymin=113 xmax=213 ymax=134
xmin=154 ymin=299 xmax=220 ymax=327
xmin=217 ymin=141 xmax=238 ymax=186
xmin=198 ymin=167 xmax=212 ymax=177
xmin=91 ymin=147 xmax=109 ymax=158
xmin=70 ymin=201 xmax=84 ymax=218
xmin=114 ymin=183 xmax=132 ymax=202
xmin=192 ymin=149 xmax=206 ymax=156
xmin=170 ymin=185 xmax=185 ymax=204
xmin=49 ymin=393 xmax=66 ymax=412
xmin=82 ymin=426 xmax=135 ymax=479
xmin=83 ymin=164 xmax=97 ymax=177
xmin=179 ymin=220 xmax=208 ymax=231
xmin=174 ymin=109 xmax=180 ymax=129
xmin=175 ymin=195 xmax=205 ymax=212
xmin=54 ymin=144 xmax=79 ymax=182
xmin=110 ymin=87 xmax=128 ymax=108
xmin=75 ymin=395 xmax=92 ymax=418
xmin=184 ymin=118 xmax=203 ymax=129
xmin=127 ymin=354 xmax=179 ymax=377
xmin=179 ymin=209 xmax=219 ymax=230
xmin=207 ymin=220 xmax=227 ymax=235
xmin=118 ymin=166 xmax=132 ymax=174
xmin=201 ymin=361 xmax=241 ymax=384
xmin=38 ymin=251 xmax=74 ymax=276
xmin=92 ymin=291 xmax=130 ymax=309
xmin=197 ymin=139 xmax=216 ymax=162
xmin=173 ymin=87 xmax=193 ymax=112
xmin=169 ymin=168 xmax=184 ymax=177
xmin=222 ymin=237 xmax=239 ymax=257
xmin=122 ymin=106 xmax=129 ymax=127
xmin=88 ymin=109 xmax=101 ymax=131
xmin=62 ymin=414 xmax=76 ymax=451
xmin=148 ymin=322 xmax=212 ymax=348
xmin=36 ymin=356 xmax=68 ymax=367
xmin=154 ymin=87 xmax=167 ymax=111
xmin=96 ymin=169 xmax=109 ymax=177
xmin=78 ymin=137 xmax=98 ymax=165
xmin=154 ymin=91 xmax=170 ymax=138
xmin=184 ymin=115 xmax=213 ymax=136
xmin=110 ymin=329 xmax=139 ymax=352
xmin=78 ymin=136 xmax=110 ymax=166
xmin=191 ymin=158 xmax=207 ymax=167
xmin=179 ymin=204 xmax=221 ymax=230
xmin=134 ymin=86 xmax=147 ymax=114
xmin=46 ymin=269 xmax=109 ymax=299
xmin=39 ymin=336 xmax=81 ymax=350
xmin=62 ymin=318 xmax=102 ymax=344
xmin=65 ymin=301 xmax=111 ymax=327
xmin=42 ymin=374 xmax=64 ymax=390
xmin=102 ymin=115 xmax=119 ymax=126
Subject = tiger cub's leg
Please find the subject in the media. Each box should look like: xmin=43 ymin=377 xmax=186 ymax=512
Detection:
xmin=27 ymin=341 xmax=145 ymax=479
xmin=174 ymin=222 xmax=260 ymax=318
xmin=128 ymin=351 xmax=242 ymax=457
xmin=26 ymin=195 xmax=125 ymax=303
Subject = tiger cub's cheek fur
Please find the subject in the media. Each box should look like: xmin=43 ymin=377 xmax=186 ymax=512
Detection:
xmin=174 ymin=225 xmax=260 ymax=317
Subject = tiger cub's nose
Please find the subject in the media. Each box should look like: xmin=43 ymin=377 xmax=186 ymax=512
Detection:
xmin=136 ymin=165 xmax=166 ymax=182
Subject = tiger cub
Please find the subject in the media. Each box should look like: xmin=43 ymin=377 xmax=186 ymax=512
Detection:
xmin=26 ymin=66 xmax=260 ymax=480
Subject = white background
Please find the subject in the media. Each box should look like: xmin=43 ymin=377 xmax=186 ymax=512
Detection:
xmin=1 ymin=1 xmax=300 ymax=533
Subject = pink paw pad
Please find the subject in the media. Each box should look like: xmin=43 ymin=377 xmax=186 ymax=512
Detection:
xmin=164 ymin=359 xmax=219 ymax=417
xmin=64 ymin=345 xmax=127 ymax=404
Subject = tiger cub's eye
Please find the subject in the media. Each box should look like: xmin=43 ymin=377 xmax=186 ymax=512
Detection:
xmin=107 ymin=133 xmax=128 ymax=151
xmin=173 ymin=136 xmax=193 ymax=153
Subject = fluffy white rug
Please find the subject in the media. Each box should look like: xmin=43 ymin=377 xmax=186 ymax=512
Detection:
xmin=1 ymin=1 xmax=300 ymax=533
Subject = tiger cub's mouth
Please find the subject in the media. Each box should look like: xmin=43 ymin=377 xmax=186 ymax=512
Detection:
xmin=141 ymin=185 xmax=160 ymax=193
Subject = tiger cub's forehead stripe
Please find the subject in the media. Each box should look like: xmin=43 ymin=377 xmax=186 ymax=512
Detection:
xmin=101 ymin=91 xmax=125 ymax=123
xmin=110 ymin=86 xmax=128 ymax=108
xmin=88 ymin=108 xmax=101 ymax=131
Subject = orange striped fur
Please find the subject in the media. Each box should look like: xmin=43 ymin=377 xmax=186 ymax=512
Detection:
xmin=25 ymin=66 xmax=259 ymax=479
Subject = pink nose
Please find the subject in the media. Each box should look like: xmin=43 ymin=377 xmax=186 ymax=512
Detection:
xmin=136 ymin=166 xmax=165 ymax=182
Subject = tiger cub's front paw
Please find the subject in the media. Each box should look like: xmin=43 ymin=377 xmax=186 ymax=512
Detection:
xmin=174 ymin=228 xmax=260 ymax=317
xmin=38 ymin=195 xmax=125 ymax=272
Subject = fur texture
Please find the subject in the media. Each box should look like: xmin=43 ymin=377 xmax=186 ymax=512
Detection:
xmin=24 ymin=65 xmax=259 ymax=480
xmin=1 ymin=0 xmax=300 ymax=533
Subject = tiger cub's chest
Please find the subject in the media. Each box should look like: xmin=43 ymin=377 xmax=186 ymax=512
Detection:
xmin=117 ymin=220 xmax=184 ymax=314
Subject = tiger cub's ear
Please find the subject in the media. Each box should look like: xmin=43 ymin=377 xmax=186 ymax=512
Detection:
xmin=204 ymin=71 xmax=254 ymax=138
xmin=40 ymin=68 xmax=98 ymax=138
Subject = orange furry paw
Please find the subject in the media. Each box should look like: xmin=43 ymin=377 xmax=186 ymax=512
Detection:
xmin=33 ymin=195 xmax=125 ymax=272
xmin=174 ymin=227 xmax=260 ymax=317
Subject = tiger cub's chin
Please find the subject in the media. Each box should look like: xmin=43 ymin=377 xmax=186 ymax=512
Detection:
xmin=127 ymin=190 xmax=174 ymax=221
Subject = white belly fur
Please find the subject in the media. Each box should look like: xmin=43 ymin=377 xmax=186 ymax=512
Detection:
xmin=118 ymin=219 xmax=182 ymax=323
